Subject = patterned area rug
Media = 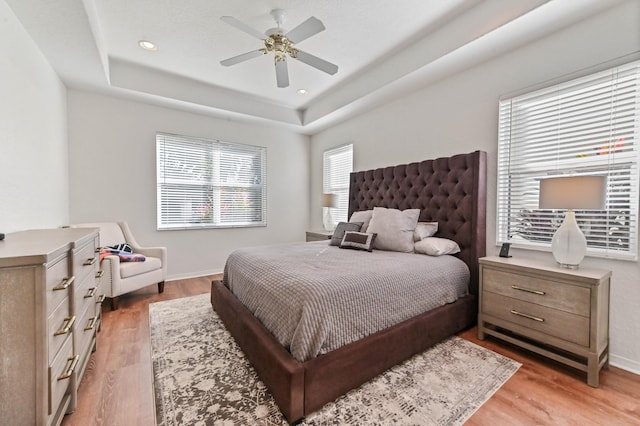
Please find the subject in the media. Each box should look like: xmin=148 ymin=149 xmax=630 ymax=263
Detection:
xmin=150 ymin=294 xmax=520 ymax=425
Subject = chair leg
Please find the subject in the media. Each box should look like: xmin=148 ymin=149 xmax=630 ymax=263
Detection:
xmin=158 ymin=281 xmax=165 ymax=293
xmin=110 ymin=297 xmax=119 ymax=311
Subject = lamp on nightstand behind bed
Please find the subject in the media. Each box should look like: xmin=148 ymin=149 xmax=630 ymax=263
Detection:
xmin=539 ymin=175 xmax=606 ymax=269
xmin=321 ymin=193 xmax=339 ymax=231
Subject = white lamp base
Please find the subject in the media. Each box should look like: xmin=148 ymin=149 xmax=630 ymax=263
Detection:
xmin=323 ymin=208 xmax=335 ymax=231
xmin=551 ymin=209 xmax=586 ymax=269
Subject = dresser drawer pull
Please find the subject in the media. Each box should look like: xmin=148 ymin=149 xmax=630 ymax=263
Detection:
xmin=511 ymin=285 xmax=545 ymax=296
xmin=54 ymin=316 xmax=76 ymax=336
xmin=84 ymin=316 xmax=97 ymax=331
xmin=53 ymin=276 xmax=75 ymax=291
xmin=95 ymin=270 xmax=104 ymax=278
xmin=84 ymin=287 xmax=97 ymax=298
xmin=96 ymin=294 xmax=106 ymax=304
xmin=83 ymin=257 xmax=97 ymax=266
xmin=57 ymin=355 xmax=80 ymax=381
xmin=510 ymin=309 xmax=544 ymax=322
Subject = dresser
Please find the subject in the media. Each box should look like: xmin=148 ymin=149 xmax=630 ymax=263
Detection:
xmin=0 ymin=228 xmax=104 ymax=425
xmin=477 ymin=256 xmax=611 ymax=387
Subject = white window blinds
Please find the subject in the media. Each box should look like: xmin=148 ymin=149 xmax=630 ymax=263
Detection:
xmin=323 ymin=144 xmax=353 ymax=229
xmin=497 ymin=60 xmax=640 ymax=260
xmin=156 ymin=133 xmax=267 ymax=230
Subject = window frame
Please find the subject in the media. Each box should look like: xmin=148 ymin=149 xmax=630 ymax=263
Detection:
xmin=496 ymin=59 xmax=640 ymax=261
xmin=156 ymin=132 xmax=267 ymax=230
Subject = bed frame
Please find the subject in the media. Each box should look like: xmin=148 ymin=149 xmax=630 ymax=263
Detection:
xmin=211 ymin=150 xmax=486 ymax=423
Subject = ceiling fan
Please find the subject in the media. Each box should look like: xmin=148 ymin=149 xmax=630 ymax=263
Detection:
xmin=220 ymin=9 xmax=338 ymax=88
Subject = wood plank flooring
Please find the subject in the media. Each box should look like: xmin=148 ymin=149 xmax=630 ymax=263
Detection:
xmin=62 ymin=277 xmax=640 ymax=425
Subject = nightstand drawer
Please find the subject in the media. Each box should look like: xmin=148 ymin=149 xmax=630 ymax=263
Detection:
xmin=483 ymin=268 xmax=590 ymax=317
xmin=483 ymin=291 xmax=590 ymax=346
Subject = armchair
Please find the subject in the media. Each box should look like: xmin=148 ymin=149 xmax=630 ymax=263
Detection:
xmin=69 ymin=222 xmax=167 ymax=310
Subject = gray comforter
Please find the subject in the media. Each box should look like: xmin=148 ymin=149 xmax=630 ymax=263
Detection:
xmin=223 ymin=241 xmax=470 ymax=362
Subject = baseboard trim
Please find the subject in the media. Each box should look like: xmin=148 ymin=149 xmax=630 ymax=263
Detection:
xmin=166 ymin=269 xmax=223 ymax=282
xmin=609 ymin=354 xmax=640 ymax=375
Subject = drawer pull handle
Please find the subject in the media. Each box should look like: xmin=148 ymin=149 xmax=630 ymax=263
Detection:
xmin=84 ymin=317 xmax=97 ymax=331
xmin=54 ymin=316 xmax=76 ymax=336
xmin=96 ymin=294 xmax=106 ymax=304
xmin=57 ymin=355 xmax=80 ymax=381
xmin=84 ymin=257 xmax=97 ymax=266
xmin=53 ymin=276 xmax=75 ymax=291
xmin=95 ymin=270 xmax=104 ymax=278
xmin=510 ymin=309 xmax=544 ymax=322
xmin=85 ymin=287 xmax=97 ymax=298
xmin=511 ymin=285 xmax=545 ymax=296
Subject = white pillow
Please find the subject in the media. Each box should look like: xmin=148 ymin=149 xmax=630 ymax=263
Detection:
xmin=367 ymin=207 xmax=420 ymax=253
xmin=349 ymin=210 xmax=373 ymax=232
xmin=413 ymin=222 xmax=439 ymax=241
xmin=414 ymin=237 xmax=461 ymax=256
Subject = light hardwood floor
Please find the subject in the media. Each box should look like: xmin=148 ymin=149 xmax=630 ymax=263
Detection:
xmin=62 ymin=277 xmax=640 ymax=426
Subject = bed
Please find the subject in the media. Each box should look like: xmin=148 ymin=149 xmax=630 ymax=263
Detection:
xmin=211 ymin=150 xmax=486 ymax=423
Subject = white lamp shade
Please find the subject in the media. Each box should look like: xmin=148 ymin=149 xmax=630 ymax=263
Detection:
xmin=538 ymin=175 xmax=606 ymax=268
xmin=539 ymin=176 xmax=606 ymax=210
xmin=321 ymin=193 xmax=339 ymax=208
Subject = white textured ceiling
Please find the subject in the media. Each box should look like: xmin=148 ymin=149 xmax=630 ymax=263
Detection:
xmin=5 ymin=0 xmax=624 ymax=134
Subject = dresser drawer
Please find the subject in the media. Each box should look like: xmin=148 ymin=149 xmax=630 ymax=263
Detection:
xmin=46 ymin=256 xmax=72 ymax=316
xmin=47 ymin=297 xmax=73 ymax=364
xmin=482 ymin=268 xmax=590 ymax=317
xmin=73 ymin=242 xmax=98 ymax=284
xmin=49 ymin=335 xmax=76 ymax=417
xmin=75 ymin=301 xmax=98 ymax=359
xmin=482 ymin=291 xmax=590 ymax=346
xmin=74 ymin=274 xmax=97 ymax=320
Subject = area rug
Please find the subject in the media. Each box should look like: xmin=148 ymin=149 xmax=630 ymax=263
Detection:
xmin=150 ymin=294 xmax=520 ymax=425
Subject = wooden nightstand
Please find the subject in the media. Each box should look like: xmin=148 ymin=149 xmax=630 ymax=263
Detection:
xmin=306 ymin=230 xmax=333 ymax=242
xmin=477 ymin=256 xmax=611 ymax=387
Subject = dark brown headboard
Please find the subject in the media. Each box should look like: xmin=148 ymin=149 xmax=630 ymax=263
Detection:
xmin=348 ymin=150 xmax=487 ymax=296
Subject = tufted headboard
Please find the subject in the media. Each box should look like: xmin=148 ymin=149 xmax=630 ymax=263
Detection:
xmin=348 ymin=150 xmax=487 ymax=296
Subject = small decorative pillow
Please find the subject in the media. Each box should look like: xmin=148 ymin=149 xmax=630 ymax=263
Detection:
xmin=413 ymin=222 xmax=439 ymax=241
xmin=367 ymin=207 xmax=420 ymax=252
xmin=349 ymin=210 xmax=373 ymax=232
xmin=414 ymin=237 xmax=461 ymax=256
xmin=339 ymin=231 xmax=377 ymax=252
xmin=105 ymin=243 xmax=133 ymax=253
xmin=99 ymin=248 xmax=146 ymax=262
xmin=330 ymin=222 xmax=363 ymax=246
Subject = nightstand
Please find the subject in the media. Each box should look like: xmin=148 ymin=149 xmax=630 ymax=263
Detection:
xmin=306 ymin=230 xmax=333 ymax=242
xmin=477 ymin=256 xmax=611 ymax=387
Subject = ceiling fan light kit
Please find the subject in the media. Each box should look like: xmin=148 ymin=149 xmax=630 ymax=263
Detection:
xmin=220 ymin=9 xmax=338 ymax=88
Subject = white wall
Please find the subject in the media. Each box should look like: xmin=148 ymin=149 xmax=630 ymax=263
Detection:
xmin=0 ymin=0 xmax=69 ymax=232
xmin=310 ymin=2 xmax=640 ymax=373
xmin=67 ymin=90 xmax=310 ymax=279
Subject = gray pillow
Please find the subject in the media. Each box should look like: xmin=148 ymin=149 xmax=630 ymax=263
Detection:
xmin=330 ymin=222 xmax=363 ymax=246
xmin=339 ymin=231 xmax=377 ymax=252
xmin=349 ymin=210 xmax=373 ymax=232
xmin=367 ymin=207 xmax=420 ymax=252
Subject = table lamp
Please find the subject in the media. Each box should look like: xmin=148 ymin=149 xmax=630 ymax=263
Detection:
xmin=321 ymin=193 xmax=339 ymax=231
xmin=539 ymin=175 xmax=606 ymax=269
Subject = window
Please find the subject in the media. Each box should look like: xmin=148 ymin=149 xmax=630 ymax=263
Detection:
xmin=156 ymin=133 xmax=266 ymax=230
xmin=497 ymin=60 xmax=640 ymax=260
xmin=323 ymin=144 xmax=353 ymax=229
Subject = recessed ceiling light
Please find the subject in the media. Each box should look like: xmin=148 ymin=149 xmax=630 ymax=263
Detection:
xmin=138 ymin=40 xmax=158 ymax=51
xmin=297 ymin=89 xmax=308 ymax=95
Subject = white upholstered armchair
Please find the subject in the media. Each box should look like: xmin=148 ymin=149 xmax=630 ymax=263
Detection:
xmin=69 ymin=222 xmax=167 ymax=310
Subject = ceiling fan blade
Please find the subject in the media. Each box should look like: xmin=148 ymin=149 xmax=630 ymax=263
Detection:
xmin=220 ymin=50 xmax=263 ymax=67
xmin=285 ymin=16 xmax=325 ymax=44
xmin=294 ymin=50 xmax=338 ymax=75
xmin=220 ymin=16 xmax=265 ymax=40
xmin=275 ymin=59 xmax=289 ymax=88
